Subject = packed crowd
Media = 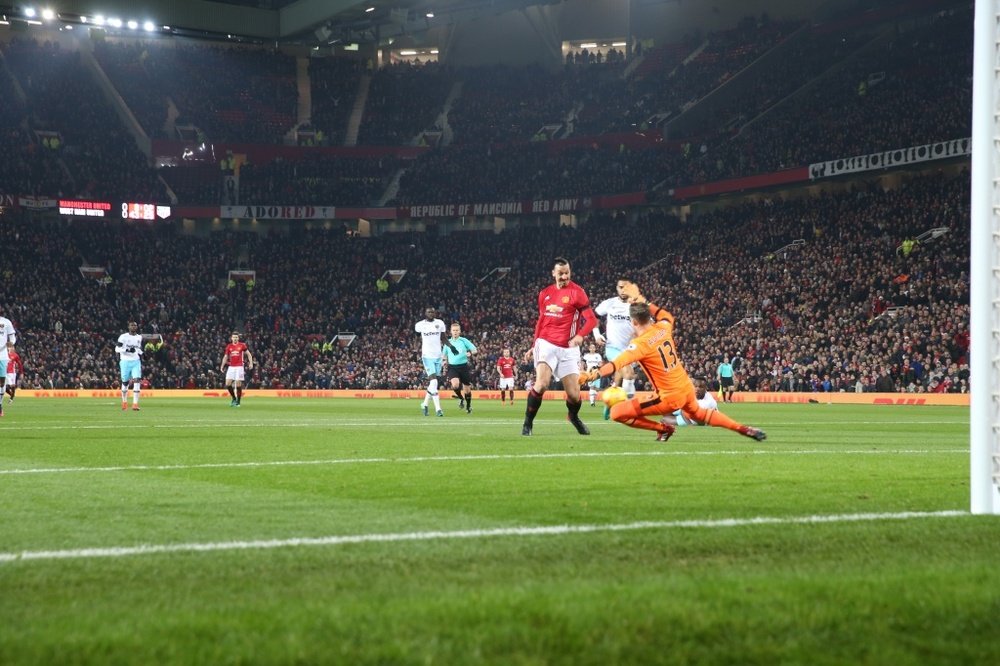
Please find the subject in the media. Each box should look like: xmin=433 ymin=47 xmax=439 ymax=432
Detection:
xmin=0 ymin=60 xmax=72 ymax=197
xmin=584 ymin=16 xmax=803 ymax=135
xmin=238 ymin=154 xmax=401 ymax=206
xmin=309 ymin=56 xmax=364 ymax=146
xmin=96 ymin=39 xmax=300 ymax=144
xmin=448 ymin=64 xmax=579 ymax=145
xmin=0 ymin=169 xmax=969 ymax=396
xmin=0 ymin=3 xmax=973 ymax=207
xmin=359 ymin=61 xmax=454 ymax=146
xmin=392 ymin=140 xmax=670 ymax=205
xmin=686 ymin=4 xmax=973 ymax=183
xmin=1 ymin=38 xmax=167 ymax=201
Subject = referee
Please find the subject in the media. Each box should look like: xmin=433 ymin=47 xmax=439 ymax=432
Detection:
xmin=444 ymin=322 xmax=478 ymax=414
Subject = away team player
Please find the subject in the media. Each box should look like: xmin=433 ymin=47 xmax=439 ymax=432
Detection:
xmin=582 ymin=343 xmax=603 ymax=407
xmin=0 ymin=312 xmax=16 ymax=416
xmin=415 ymin=306 xmax=457 ymax=417
xmin=594 ymin=278 xmax=638 ymax=419
xmin=116 ymin=321 xmax=144 ymax=411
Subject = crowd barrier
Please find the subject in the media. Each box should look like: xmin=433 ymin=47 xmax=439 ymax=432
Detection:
xmin=14 ymin=389 xmax=970 ymax=406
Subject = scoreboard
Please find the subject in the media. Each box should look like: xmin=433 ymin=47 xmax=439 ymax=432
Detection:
xmin=122 ymin=202 xmax=172 ymax=221
xmin=58 ymin=200 xmax=172 ymax=220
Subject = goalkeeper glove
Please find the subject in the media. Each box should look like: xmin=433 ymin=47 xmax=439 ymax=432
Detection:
xmin=578 ymin=370 xmax=600 ymax=386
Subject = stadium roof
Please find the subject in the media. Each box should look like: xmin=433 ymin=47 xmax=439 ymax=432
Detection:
xmin=1 ymin=0 xmax=562 ymax=43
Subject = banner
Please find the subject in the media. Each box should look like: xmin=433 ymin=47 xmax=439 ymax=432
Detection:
xmin=220 ymin=205 xmax=336 ymax=220
xmin=17 ymin=196 xmax=56 ymax=210
xmin=8 ymin=389 xmax=970 ymax=405
xmin=808 ymin=138 xmax=970 ymax=181
xmin=672 ymin=167 xmax=810 ymax=200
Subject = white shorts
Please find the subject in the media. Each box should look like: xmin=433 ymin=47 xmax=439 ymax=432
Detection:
xmin=498 ymin=377 xmax=514 ymax=390
xmin=226 ymin=366 xmax=246 ymax=382
xmin=5 ymin=372 xmax=15 ymax=386
xmin=533 ymin=338 xmax=582 ymax=382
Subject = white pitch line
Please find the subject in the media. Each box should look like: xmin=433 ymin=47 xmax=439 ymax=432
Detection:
xmin=0 ymin=419 xmax=968 ymax=432
xmin=0 ymin=448 xmax=968 ymax=476
xmin=0 ymin=510 xmax=967 ymax=564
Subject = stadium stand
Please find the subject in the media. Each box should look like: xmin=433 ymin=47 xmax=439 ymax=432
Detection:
xmin=0 ymin=170 xmax=969 ymax=394
xmin=308 ymin=55 xmax=365 ymax=146
xmin=1 ymin=38 xmax=167 ymax=201
xmin=0 ymin=2 xmax=972 ymax=394
xmin=238 ymin=154 xmax=402 ymax=206
xmin=358 ymin=61 xmax=453 ymax=146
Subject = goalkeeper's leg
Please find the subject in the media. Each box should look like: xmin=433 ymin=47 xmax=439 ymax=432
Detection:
xmin=610 ymin=398 xmax=672 ymax=435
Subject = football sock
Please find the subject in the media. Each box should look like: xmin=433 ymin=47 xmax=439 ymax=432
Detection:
xmin=589 ymin=387 xmax=597 ymax=404
xmin=227 ymin=386 xmax=237 ymax=401
xmin=424 ymin=379 xmax=438 ymax=407
xmin=691 ymin=407 xmax=744 ymax=433
xmin=133 ymin=385 xmax=140 ymax=405
xmin=464 ymin=392 xmax=472 ymax=410
xmin=622 ymin=379 xmax=636 ymax=396
xmin=523 ymin=388 xmax=543 ymax=427
xmin=566 ymin=398 xmax=582 ymax=420
xmin=121 ymin=382 xmax=129 ymax=402
xmin=236 ymin=386 xmax=243 ymax=404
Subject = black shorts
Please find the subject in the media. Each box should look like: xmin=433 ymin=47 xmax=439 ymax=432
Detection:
xmin=720 ymin=376 xmax=734 ymax=388
xmin=447 ymin=363 xmax=473 ymax=385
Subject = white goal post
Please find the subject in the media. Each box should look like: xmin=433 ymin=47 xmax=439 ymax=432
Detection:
xmin=970 ymin=0 xmax=1000 ymax=513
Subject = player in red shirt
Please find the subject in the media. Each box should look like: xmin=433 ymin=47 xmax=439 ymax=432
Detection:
xmin=4 ymin=343 xmax=21 ymax=407
xmin=522 ymin=257 xmax=597 ymax=436
xmin=220 ymin=332 xmax=254 ymax=407
xmin=495 ymin=346 xmax=517 ymax=406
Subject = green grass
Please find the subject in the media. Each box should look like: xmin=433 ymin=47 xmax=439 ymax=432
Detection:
xmin=0 ymin=397 xmax=996 ymax=665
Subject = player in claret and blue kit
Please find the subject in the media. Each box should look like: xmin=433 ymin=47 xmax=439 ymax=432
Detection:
xmin=116 ymin=321 xmax=144 ymax=411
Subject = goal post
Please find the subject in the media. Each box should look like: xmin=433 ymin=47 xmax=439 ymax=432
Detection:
xmin=970 ymin=0 xmax=1000 ymax=514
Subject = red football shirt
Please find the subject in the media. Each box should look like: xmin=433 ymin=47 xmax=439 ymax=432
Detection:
xmin=496 ymin=356 xmax=516 ymax=378
xmin=225 ymin=342 xmax=248 ymax=367
xmin=533 ymin=280 xmax=596 ymax=347
xmin=6 ymin=351 xmax=21 ymax=375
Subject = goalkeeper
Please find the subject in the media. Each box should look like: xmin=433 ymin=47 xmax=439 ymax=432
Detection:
xmin=578 ymin=282 xmax=766 ymax=443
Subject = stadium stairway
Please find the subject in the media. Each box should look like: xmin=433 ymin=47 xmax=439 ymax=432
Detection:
xmin=344 ymin=74 xmax=371 ymax=146
xmin=296 ymin=56 xmax=312 ymax=126
xmin=437 ymin=81 xmax=462 ymax=147
xmin=377 ymin=167 xmax=406 ymax=206
xmin=0 ymin=48 xmax=28 ymax=107
xmin=79 ymin=40 xmax=153 ymax=159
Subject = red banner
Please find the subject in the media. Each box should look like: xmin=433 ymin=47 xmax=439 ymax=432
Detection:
xmin=398 ymin=192 xmax=646 ymax=219
xmin=672 ymin=167 xmax=810 ymax=200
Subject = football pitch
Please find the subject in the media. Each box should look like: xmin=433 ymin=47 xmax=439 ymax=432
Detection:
xmin=1 ymin=397 xmax=997 ymax=665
